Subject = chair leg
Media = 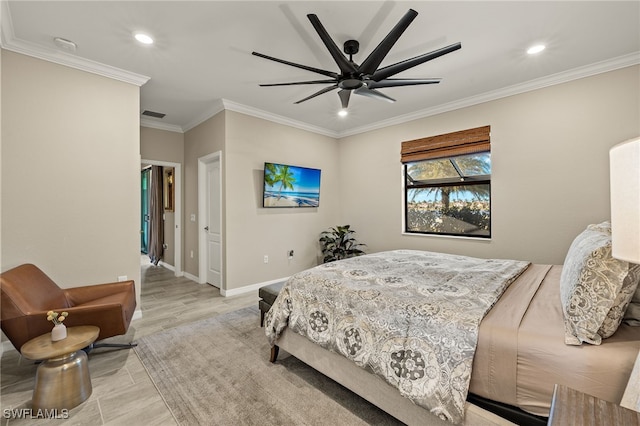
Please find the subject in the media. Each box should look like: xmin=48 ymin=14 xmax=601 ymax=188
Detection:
xmin=83 ymin=342 xmax=137 ymax=354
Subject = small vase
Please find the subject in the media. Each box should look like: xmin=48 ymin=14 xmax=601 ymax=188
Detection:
xmin=51 ymin=323 xmax=67 ymax=341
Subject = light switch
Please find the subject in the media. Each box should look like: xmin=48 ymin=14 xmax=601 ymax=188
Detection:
xmin=190 ymin=214 xmax=196 ymax=222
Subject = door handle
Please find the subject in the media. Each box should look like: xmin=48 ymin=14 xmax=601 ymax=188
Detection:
xmin=204 ymin=226 xmax=209 ymax=231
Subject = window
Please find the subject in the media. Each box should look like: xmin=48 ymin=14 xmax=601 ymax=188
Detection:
xmin=401 ymin=126 xmax=491 ymax=238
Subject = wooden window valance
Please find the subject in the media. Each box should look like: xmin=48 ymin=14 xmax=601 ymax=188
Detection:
xmin=401 ymin=125 xmax=491 ymax=163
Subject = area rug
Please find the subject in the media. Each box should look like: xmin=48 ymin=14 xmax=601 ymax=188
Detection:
xmin=134 ymin=306 xmax=402 ymax=425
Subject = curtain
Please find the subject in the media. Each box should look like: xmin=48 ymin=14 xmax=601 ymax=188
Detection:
xmin=148 ymin=165 xmax=164 ymax=265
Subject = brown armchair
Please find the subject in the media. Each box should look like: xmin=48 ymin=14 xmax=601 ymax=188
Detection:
xmin=1 ymin=263 xmax=137 ymax=353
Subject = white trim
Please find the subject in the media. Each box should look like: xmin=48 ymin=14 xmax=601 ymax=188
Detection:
xmin=140 ymin=118 xmax=184 ymax=134
xmin=339 ymin=52 xmax=640 ymax=138
xmin=4 ymin=0 xmax=636 ymax=139
xmin=132 ymin=309 xmax=143 ymax=321
xmin=198 ymin=151 xmax=223 ymax=287
xmin=222 ymin=277 xmax=288 ymax=298
xmin=141 ymin=159 xmax=183 ymax=277
xmin=220 ymin=99 xmax=339 ymax=138
xmin=182 ymin=99 xmax=226 ymax=133
xmin=158 ymin=260 xmax=175 ymax=271
xmin=1 ymin=341 xmax=16 ymax=354
xmin=0 ymin=2 xmax=149 ymax=87
xmin=183 ymin=53 xmax=640 ymax=139
xmin=183 ymin=271 xmax=199 ymax=283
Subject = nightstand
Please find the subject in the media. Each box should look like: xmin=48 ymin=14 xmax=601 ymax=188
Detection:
xmin=548 ymin=384 xmax=640 ymax=426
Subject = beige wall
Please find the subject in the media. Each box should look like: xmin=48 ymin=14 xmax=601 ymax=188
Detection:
xmin=184 ymin=111 xmax=226 ymax=277
xmin=140 ymin=127 xmax=184 ymax=268
xmin=140 ymin=127 xmax=184 ymax=162
xmin=224 ymin=111 xmax=340 ymax=290
xmin=182 ymin=110 xmax=340 ymax=290
xmin=338 ymin=65 xmax=640 ymax=265
xmin=1 ymin=50 xmax=141 ymax=300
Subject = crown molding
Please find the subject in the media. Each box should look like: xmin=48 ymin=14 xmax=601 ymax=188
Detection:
xmin=181 ymin=99 xmax=226 ymax=133
xmin=181 ymin=98 xmax=339 ymax=138
xmin=183 ymin=52 xmax=639 ymax=139
xmin=338 ymin=52 xmax=640 ymax=138
xmin=0 ymin=1 xmax=149 ymax=87
xmin=221 ymin=99 xmax=339 ymax=138
xmin=140 ymin=118 xmax=184 ymax=133
xmin=4 ymin=0 xmax=636 ymax=139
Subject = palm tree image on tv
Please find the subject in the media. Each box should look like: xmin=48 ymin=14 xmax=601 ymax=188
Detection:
xmin=263 ymin=163 xmax=321 ymax=208
xmin=406 ymin=153 xmax=490 ymax=236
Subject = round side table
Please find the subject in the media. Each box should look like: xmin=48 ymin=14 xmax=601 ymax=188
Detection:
xmin=21 ymin=325 xmax=99 ymax=410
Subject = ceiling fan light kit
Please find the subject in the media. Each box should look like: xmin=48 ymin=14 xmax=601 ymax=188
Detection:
xmin=252 ymin=9 xmax=461 ymax=110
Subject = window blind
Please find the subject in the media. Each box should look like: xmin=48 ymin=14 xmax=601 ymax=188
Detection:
xmin=401 ymin=125 xmax=490 ymax=163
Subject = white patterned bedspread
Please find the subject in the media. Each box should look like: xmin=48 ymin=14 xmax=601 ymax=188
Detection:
xmin=264 ymin=250 xmax=529 ymax=424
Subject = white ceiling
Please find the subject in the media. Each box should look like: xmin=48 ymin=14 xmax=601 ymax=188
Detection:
xmin=2 ymin=1 xmax=639 ymax=137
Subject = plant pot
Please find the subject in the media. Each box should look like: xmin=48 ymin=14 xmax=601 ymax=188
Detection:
xmin=51 ymin=323 xmax=67 ymax=341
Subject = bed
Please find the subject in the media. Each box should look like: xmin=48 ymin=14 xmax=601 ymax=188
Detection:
xmin=264 ymin=224 xmax=640 ymax=425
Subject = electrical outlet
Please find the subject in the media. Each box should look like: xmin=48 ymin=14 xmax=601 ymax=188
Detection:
xmin=190 ymin=250 xmax=194 ymax=258
xmin=264 ymin=255 xmax=269 ymax=264
xmin=118 ymin=275 xmax=128 ymax=282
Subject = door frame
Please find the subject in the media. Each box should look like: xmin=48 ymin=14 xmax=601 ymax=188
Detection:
xmin=141 ymin=159 xmax=182 ymax=277
xmin=198 ymin=151 xmax=223 ymax=287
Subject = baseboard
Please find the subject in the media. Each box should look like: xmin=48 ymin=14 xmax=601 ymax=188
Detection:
xmin=159 ymin=261 xmax=175 ymax=272
xmin=183 ymin=271 xmax=199 ymax=282
xmin=1 ymin=340 xmax=16 ymax=354
xmin=221 ymin=277 xmax=289 ymax=297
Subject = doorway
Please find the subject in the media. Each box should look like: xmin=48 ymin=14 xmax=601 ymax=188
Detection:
xmin=141 ymin=159 xmax=182 ymax=277
xmin=140 ymin=167 xmax=151 ymax=254
xmin=198 ymin=151 xmax=223 ymax=288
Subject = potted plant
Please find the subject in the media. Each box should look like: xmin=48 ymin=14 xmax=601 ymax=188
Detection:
xmin=319 ymin=225 xmax=366 ymax=263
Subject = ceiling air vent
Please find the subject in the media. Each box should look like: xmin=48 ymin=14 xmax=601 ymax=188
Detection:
xmin=141 ymin=110 xmax=166 ymax=119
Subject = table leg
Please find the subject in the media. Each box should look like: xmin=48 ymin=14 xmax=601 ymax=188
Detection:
xmin=32 ymin=350 xmax=92 ymax=410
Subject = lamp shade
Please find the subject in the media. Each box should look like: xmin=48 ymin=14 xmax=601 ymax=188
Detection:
xmin=610 ymin=137 xmax=640 ymax=264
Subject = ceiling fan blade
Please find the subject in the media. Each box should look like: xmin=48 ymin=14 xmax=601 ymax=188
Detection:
xmin=366 ymin=78 xmax=441 ymax=89
xmin=354 ymin=87 xmax=396 ymax=103
xmin=307 ymin=14 xmax=357 ymax=75
xmin=371 ymin=42 xmax=461 ymax=82
xmin=338 ymin=90 xmax=351 ymax=109
xmin=252 ymin=51 xmax=338 ymax=79
xmin=260 ymin=80 xmax=337 ymax=87
xmin=359 ymin=9 xmax=418 ymax=75
xmin=294 ymin=84 xmax=339 ymax=104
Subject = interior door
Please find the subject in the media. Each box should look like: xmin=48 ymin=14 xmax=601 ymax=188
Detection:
xmin=205 ymin=160 xmax=222 ymax=287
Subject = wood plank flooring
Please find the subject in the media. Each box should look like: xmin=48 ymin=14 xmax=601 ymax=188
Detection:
xmin=0 ymin=260 xmax=258 ymax=425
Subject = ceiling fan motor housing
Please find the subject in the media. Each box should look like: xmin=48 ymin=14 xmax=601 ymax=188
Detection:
xmin=343 ymin=39 xmax=359 ymax=55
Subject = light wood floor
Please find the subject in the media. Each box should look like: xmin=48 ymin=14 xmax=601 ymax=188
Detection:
xmin=0 ymin=260 xmax=258 ymax=425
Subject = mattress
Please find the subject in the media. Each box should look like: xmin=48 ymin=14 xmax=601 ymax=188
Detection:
xmin=470 ymin=264 xmax=640 ymax=417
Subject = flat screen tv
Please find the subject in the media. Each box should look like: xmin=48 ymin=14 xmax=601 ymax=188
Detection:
xmin=263 ymin=162 xmax=321 ymax=208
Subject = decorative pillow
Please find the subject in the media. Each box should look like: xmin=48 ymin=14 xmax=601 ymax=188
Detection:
xmin=600 ymin=263 xmax=640 ymax=335
xmin=560 ymin=222 xmax=632 ymax=345
xmin=623 ymin=271 xmax=640 ymax=326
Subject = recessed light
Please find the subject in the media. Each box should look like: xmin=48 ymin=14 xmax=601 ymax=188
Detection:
xmin=527 ymin=44 xmax=546 ymax=55
xmin=134 ymin=32 xmax=154 ymax=45
xmin=338 ymin=109 xmax=348 ymax=117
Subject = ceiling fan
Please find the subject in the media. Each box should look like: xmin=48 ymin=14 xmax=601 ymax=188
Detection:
xmin=252 ymin=9 xmax=461 ymax=109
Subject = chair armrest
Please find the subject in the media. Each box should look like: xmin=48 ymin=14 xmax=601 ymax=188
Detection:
xmin=64 ymin=280 xmax=135 ymax=306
